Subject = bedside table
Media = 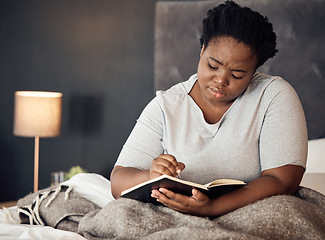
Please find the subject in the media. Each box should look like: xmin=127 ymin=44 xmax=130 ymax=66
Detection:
xmin=0 ymin=201 xmax=17 ymax=208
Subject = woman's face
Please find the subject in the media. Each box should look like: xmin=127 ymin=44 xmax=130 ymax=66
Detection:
xmin=196 ymin=36 xmax=257 ymax=107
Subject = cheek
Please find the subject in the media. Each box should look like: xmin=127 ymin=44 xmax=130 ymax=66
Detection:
xmin=197 ymin=62 xmax=212 ymax=81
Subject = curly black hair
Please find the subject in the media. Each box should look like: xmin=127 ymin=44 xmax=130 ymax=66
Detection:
xmin=200 ymin=1 xmax=278 ymax=68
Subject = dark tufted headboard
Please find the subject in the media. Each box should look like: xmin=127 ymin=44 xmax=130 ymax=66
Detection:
xmin=154 ymin=0 xmax=325 ymax=140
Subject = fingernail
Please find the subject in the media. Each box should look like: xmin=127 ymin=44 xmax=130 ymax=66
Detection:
xmin=152 ymin=193 xmax=159 ymax=199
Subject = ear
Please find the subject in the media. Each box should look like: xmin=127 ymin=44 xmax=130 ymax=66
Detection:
xmin=200 ymin=44 xmax=205 ymax=57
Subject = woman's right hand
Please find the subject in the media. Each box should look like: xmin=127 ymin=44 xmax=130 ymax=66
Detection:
xmin=150 ymin=154 xmax=185 ymax=179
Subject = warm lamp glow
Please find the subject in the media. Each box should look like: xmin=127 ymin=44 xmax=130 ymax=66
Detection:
xmin=14 ymin=91 xmax=62 ymax=137
xmin=13 ymin=91 xmax=63 ymax=192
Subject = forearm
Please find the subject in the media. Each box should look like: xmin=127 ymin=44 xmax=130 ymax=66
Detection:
xmin=110 ymin=166 xmax=150 ymax=199
xmin=209 ymin=176 xmax=281 ymax=216
xmin=209 ymin=166 xmax=304 ymax=217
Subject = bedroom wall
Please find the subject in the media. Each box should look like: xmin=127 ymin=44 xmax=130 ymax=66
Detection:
xmin=0 ymin=0 xmax=199 ymax=202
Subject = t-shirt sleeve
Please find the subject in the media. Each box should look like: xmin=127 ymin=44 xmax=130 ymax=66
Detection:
xmin=114 ymin=97 xmax=165 ymax=170
xmin=259 ymin=78 xmax=308 ymax=171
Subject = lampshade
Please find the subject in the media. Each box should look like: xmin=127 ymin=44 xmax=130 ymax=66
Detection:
xmin=13 ymin=91 xmax=63 ymax=137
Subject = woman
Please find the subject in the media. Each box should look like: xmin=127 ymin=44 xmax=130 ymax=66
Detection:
xmin=110 ymin=1 xmax=307 ymax=217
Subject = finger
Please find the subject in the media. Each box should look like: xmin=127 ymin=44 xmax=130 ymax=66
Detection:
xmin=191 ymin=188 xmax=208 ymax=202
xmin=158 ymin=156 xmax=185 ymax=178
xmin=176 ymin=162 xmax=186 ymax=173
xmin=159 ymin=154 xmax=179 ymax=169
xmin=155 ymin=188 xmax=191 ymax=212
xmin=151 ymin=189 xmax=173 ymax=205
xmin=158 ymin=188 xmax=177 ymax=200
xmin=151 ymin=163 xmax=174 ymax=176
xmin=151 ymin=189 xmax=161 ymax=200
xmin=152 ymin=155 xmax=179 ymax=176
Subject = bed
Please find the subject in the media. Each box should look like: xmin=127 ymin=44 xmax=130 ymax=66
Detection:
xmin=1 ymin=0 xmax=325 ymax=239
xmin=1 ymin=142 xmax=325 ymax=240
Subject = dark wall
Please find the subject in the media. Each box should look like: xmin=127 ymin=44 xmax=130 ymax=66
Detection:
xmin=0 ymin=0 xmax=195 ymax=202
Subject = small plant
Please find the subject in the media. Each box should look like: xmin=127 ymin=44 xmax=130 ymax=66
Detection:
xmin=65 ymin=166 xmax=87 ymax=180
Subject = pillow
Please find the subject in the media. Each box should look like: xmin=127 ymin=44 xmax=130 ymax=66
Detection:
xmin=306 ymin=138 xmax=325 ymax=173
xmin=61 ymin=173 xmax=115 ymax=208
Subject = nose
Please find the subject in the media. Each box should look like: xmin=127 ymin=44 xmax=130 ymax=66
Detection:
xmin=213 ymin=71 xmax=228 ymax=87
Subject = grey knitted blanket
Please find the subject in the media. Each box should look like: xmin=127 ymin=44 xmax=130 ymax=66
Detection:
xmin=18 ymin=186 xmax=325 ymax=240
xmin=17 ymin=185 xmax=100 ymax=232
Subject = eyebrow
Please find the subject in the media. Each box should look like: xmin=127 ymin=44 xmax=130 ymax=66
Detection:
xmin=209 ymin=57 xmax=247 ymax=73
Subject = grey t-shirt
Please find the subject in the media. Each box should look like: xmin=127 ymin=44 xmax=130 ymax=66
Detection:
xmin=115 ymin=73 xmax=308 ymax=184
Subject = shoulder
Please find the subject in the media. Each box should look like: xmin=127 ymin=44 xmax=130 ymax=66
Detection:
xmin=152 ymin=74 xmax=197 ymax=109
xmin=248 ymin=72 xmax=299 ymax=102
xmin=140 ymin=74 xmax=197 ymax=118
xmin=250 ymin=72 xmax=293 ymax=92
xmin=156 ymin=74 xmax=197 ymax=97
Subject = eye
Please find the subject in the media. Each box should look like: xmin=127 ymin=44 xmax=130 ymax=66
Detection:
xmin=208 ymin=63 xmax=218 ymax=70
xmin=232 ymin=74 xmax=243 ymax=79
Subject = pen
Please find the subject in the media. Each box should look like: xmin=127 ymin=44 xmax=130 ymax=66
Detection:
xmin=160 ymin=139 xmax=181 ymax=179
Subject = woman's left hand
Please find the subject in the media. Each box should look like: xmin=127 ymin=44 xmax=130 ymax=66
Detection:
xmin=151 ymin=188 xmax=213 ymax=217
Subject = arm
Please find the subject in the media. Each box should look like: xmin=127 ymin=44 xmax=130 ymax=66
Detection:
xmin=209 ymin=164 xmax=305 ymax=216
xmin=110 ymin=97 xmax=165 ymax=198
xmin=151 ymin=164 xmax=305 ymax=217
xmin=111 ymin=154 xmax=185 ymax=199
xmin=110 ymin=166 xmax=150 ymax=199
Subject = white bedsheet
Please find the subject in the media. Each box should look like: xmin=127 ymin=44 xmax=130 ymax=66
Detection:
xmin=0 ymin=173 xmax=114 ymax=240
xmin=0 ymin=218 xmax=86 ymax=240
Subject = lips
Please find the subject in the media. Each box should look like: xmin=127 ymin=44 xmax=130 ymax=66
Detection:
xmin=209 ymin=87 xmax=225 ymax=98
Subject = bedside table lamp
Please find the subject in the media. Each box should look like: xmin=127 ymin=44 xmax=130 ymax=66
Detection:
xmin=13 ymin=91 xmax=63 ymax=192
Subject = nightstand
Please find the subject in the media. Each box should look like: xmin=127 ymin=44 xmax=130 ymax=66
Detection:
xmin=0 ymin=201 xmax=17 ymax=208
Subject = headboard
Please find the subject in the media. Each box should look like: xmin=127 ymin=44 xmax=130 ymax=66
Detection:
xmin=154 ymin=0 xmax=325 ymax=140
